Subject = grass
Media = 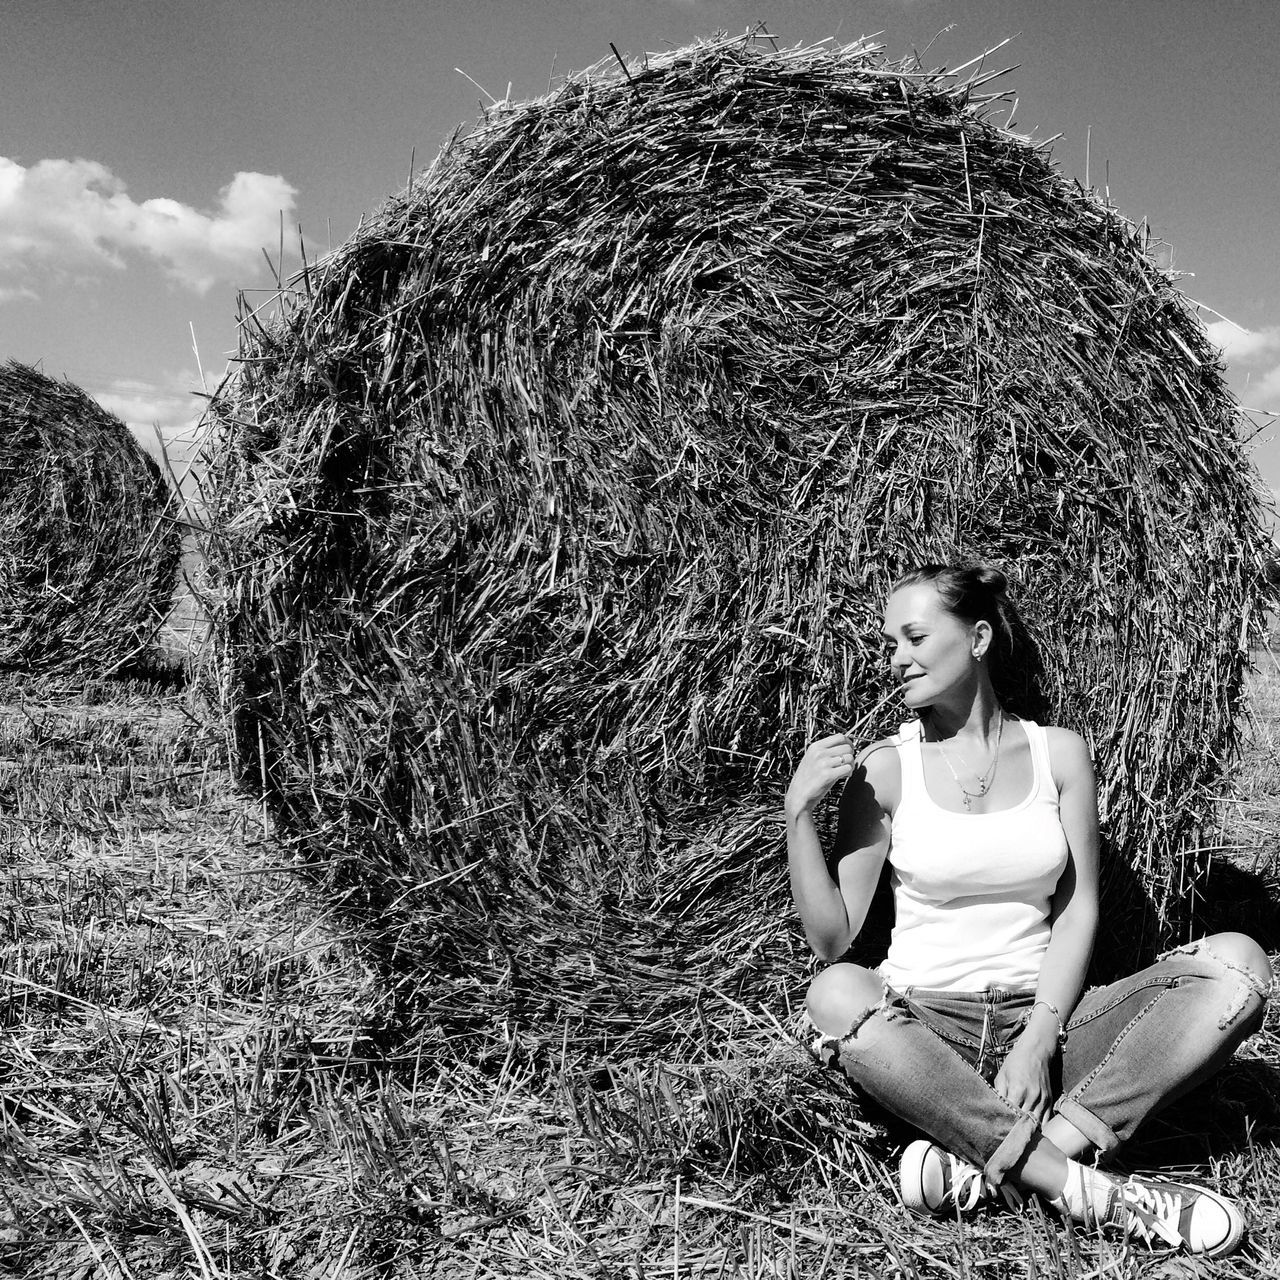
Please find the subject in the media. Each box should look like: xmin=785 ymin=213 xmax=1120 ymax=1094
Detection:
xmin=0 ymin=660 xmax=1278 ymax=1277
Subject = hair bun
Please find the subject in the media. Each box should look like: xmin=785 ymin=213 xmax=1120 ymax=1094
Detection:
xmin=971 ymin=564 xmax=1008 ymax=595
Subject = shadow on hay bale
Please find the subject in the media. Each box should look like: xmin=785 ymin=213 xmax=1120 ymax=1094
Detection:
xmin=0 ymin=361 xmax=182 ymax=679
xmin=203 ymin=35 xmax=1274 ymax=1064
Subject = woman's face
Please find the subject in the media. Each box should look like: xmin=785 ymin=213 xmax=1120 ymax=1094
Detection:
xmin=881 ymin=583 xmax=987 ymax=709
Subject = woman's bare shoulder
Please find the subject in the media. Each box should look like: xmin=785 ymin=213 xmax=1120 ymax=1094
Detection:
xmin=1041 ymin=725 xmax=1094 ymax=784
xmin=856 ymin=736 xmax=900 ymax=765
xmin=1041 ymin=724 xmax=1090 ymax=753
xmin=854 ymin=737 xmax=902 ymax=813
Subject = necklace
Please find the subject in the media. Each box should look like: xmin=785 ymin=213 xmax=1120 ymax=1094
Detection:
xmin=928 ymin=709 xmax=1004 ymax=811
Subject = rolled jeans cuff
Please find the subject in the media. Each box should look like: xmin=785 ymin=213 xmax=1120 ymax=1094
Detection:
xmin=1052 ymin=1095 xmax=1121 ymax=1155
xmin=983 ymin=1106 xmax=1040 ymax=1186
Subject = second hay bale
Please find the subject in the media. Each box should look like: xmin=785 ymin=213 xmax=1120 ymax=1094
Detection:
xmin=0 ymin=361 xmax=180 ymax=677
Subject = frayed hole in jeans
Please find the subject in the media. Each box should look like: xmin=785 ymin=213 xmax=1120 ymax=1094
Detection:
xmin=1160 ymin=941 xmax=1271 ymax=1029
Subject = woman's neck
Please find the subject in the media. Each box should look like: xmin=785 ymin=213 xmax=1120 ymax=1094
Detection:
xmin=923 ymin=687 xmax=1003 ymax=744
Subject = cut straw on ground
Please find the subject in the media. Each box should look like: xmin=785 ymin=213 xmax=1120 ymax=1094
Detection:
xmin=0 ymin=662 xmax=1278 ymax=1275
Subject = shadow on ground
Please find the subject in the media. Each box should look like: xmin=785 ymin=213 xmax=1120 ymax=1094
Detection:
xmin=1190 ymin=856 xmax=1280 ymax=953
xmin=1117 ymin=1054 xmax=1280 ymax=1170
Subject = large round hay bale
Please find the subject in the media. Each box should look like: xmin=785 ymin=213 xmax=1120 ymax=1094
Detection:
xmin=205 ymin=37 xmax=1273 ymax=1063
xmin=0 ymin=361 xmax=181 ymax=677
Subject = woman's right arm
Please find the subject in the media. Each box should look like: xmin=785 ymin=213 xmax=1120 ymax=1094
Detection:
xmin=786 ymin=734 xmax=895 ymax=962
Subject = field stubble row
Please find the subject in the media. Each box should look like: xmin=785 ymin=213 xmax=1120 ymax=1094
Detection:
xmin=0 ymin=666 xmax=1278 ymax=1278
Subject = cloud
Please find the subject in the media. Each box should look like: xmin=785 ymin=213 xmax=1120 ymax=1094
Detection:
xmin=1202 ymin=319 xmax=1280 ymax=414
xmin=1204 ymin=319 xmax=1280 ymax=366
xmin=93 ymin=373 xmax=212 ymax=500
xmin=0 ymin=157 xmax=296 ymax=293
xmin=100 ymin=382 xmax=200 ymax=431
xmin=1250 ymin=364 xmax=1280 ymax=408
xmin=95 ymin=373 xmax=207 ymax=440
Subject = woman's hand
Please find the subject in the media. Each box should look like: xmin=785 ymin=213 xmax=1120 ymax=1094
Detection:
xmin=785 ymin=733 xmax=856 ymax=818
xmin=994 ymin=1033 xmax=1055 ymax=1121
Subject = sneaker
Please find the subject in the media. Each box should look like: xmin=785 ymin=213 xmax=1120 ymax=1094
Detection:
xmin=899 ymin=1139 xmax=994 ymax=1214
xmin=1091 ymin=1176 xmax=1246 ymax=1258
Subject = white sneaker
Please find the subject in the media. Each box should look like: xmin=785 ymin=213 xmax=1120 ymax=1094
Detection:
xmin=899 ymin=1139 xmax=996 ymax=1215
xmin=1089 ymin=1175 xmax=1246 ymax=1258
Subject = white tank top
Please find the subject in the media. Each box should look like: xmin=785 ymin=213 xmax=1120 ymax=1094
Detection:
xmin=879 ymin=718 xmax=1069 ymax=992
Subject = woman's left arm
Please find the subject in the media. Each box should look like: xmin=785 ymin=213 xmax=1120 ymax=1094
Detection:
xmin=994 ymin=729 xmax=1100 ymax=1119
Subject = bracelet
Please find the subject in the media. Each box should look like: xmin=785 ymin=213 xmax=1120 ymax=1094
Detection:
xmin=1032 ymin=997 xmax=1068 ymax=1045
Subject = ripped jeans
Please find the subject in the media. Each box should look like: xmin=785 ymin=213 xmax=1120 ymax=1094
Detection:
xmin=809 ymin=941 xmax=1270 ymax=1186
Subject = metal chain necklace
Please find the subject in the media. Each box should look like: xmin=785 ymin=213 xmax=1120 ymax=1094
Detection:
xmin=929 ymin=708 xmax=1004 ymax=811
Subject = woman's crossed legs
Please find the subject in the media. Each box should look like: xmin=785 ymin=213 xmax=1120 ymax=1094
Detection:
xmin=805 ymin=933 xmax=1272 ymax=1253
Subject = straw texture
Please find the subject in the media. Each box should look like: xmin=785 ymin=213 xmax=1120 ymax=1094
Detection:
xmin=0 ymin=361 xmax=180 ymax=676
xmin=203 ymin=35 xmax=1274 ymax=1062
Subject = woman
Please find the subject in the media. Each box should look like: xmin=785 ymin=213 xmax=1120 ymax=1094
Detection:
xmin=787 ymin=563 xmax=1271 ymax=1258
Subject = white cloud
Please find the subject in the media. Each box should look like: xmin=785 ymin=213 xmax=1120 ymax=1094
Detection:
xmin=1201 ymin=318 xmax=1280 ymax=414
xmin=1204 ymin=319 xmax=1280 ymax=366
xmin=96 ymin=373 xmax=209 ymax=447
xmin=0 ymin=157 xmax=296 ymax=294
xmin=98 ymin=375 xmax=199 ymax=425
xmin=96 ymin=374 xmax=213 ymax=502
xmin=1250 ymin=363 xmax=1280 ymax=408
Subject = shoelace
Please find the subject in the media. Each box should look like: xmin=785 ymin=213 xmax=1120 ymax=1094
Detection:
xmin=1105 ymin=1181 xmax=1185 ymax=1248
xmin=941 ymin=1155 xmax=1027 ymax=1213
xmin=943 ymin=1155 xmax=987 ymax=1211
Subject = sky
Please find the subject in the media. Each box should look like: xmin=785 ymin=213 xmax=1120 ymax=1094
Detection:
xmin=3 ymin=0 xmax=1279 ymax=493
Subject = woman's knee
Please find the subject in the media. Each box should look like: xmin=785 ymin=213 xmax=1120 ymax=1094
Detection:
xmin=1194 ymin=932 xmax=1273 ymax=992
xmin=806 ymin=963 xmax=888 ymax=1037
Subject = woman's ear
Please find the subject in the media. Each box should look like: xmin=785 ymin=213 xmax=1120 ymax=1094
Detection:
xmin=971 ymin=619 xmax=993 ymax=659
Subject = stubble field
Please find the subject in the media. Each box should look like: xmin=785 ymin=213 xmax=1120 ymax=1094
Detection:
xmin=1 ymin=654 xmax=1278 ymax=1279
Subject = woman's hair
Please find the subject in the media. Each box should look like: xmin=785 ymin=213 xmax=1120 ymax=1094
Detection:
xmin=891 ymin=562 xmax=1018 ymax=674
xmin=890 ymin=561 xmax=1048 ymax=718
